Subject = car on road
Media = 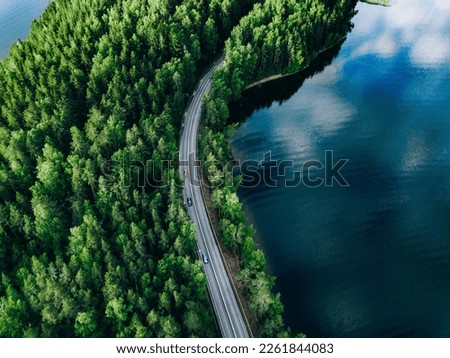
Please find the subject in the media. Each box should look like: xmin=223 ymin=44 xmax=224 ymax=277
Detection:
xmin=202 ymin=253 xmax=209 ymax=264
xmin=187 ymin=197 xmax=193 ymax=207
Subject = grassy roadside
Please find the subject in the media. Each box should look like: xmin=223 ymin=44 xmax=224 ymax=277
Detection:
xmin=196 ymin=140 xmax=259 ymax=336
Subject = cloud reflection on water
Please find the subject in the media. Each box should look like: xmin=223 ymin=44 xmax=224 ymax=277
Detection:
xmin=353 ymin=0 xmax=450 ymax=67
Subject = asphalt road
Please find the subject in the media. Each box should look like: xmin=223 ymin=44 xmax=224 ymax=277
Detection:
xmin=179 ymin=56 xmax=250 ymax=338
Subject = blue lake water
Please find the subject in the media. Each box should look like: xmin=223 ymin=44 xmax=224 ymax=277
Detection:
xmin=230 ymin=1 xmax=450 ymax=337
xmin=0 ymin=0 xmax=50 ymax=58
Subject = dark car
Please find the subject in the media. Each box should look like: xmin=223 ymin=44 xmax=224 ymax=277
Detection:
xmin=187 ymin=197 xmax=193 ymax=207
xmin=202 ymin=253 xmax=209 ymax=264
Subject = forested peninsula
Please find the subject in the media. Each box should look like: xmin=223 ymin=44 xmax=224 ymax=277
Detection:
xmin=0 ymin=0 xmax=357 ymax=337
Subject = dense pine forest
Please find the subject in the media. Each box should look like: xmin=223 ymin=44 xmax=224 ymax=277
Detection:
xmin=0 ymin=0 xmax=357 ymax=337
xmin=0 ymin=0 xmax=260 ymax=337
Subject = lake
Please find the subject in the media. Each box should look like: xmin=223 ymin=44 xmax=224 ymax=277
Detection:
xmin=230 ymin=0 xmax=450 ymax=337
xmin=0 ymin=0 xmax=50 ymax=58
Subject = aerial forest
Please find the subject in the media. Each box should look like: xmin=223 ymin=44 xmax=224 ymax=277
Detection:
xmin=0 ymin=0 xmax=357 ymax=337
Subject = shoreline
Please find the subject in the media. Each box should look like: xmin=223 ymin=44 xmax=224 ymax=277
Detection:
xmin=244 ymin=37 xmax=347 ymax=91
xmin=199 ymin=35 xmax=350 ymax=337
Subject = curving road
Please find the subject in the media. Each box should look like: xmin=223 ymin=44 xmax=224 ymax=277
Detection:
xmin=179 ymin=56 xmax=249 ymax=338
